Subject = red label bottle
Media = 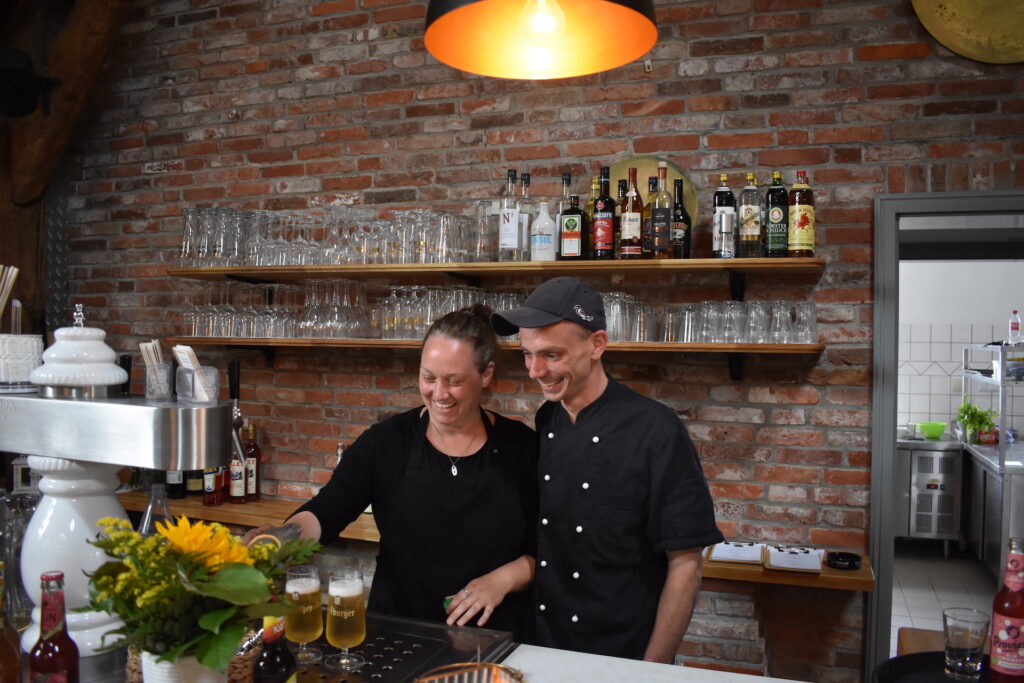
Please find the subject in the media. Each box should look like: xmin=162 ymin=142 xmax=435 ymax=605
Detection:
xmin=29 ymin=571 xmax=79 ymax=683
xmin=992 ymin=538 xmax=1024 ymax=680
xmin=244 ymin=423 xmax=262 ymax=502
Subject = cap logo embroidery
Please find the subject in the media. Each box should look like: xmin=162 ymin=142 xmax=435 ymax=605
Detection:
xmin=573 ymin=305 xmax=594 ymax=322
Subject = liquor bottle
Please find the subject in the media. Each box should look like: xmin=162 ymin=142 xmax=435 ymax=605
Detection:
xmin=585 ymin=175 xmax=600 ymax=226
xmin=650 ymin=162 xmax=673 ymax=260
xmin=738 ymin=172 xmax=763 ymax=258
xmin=253 ymin=616 xmax=297 ymax=683
xmin=202 ymin=466 xmax=222 ymax=506
xmin=712 ymin=174 xmax=736 ymax=259
xmin=764 ymin=171 xmax=789 ymax=257
xmin=590 ymin=167 xmax=615 ymax=260
xmin=991 ymin=537 xmax=1024 ymax=681
xmin=671 ymin=178 xmax=692 ymax=259
xmin=165 ymin=469 xmax=186 ymax=499
xmin=641 ymin=176 xmax=657 ymax=257
xmin=518 ymin=172 xmax=534 ymax=261
xmin=228 ymin=438 xmax=246 ymax=504
xmin=138 ymin=471 xmax=173 ymax=536
xmin=185 ymin=469 xmax=204 ymax=496
xmin=530 ymin=201 xmax=557 ymax=261
xmin=497 ymin=169 xmax=522 ymax=262
xmin=787 ymin=170 xmax=815 ymax=257
xmin=558 ymin=195 xmax=587 ymax=261
xmin=1008 ymin=311 xmax=1022 ymax=346
xmin=29 ymin=571 xmax=79 ymax=683
xmin=244 ymin=423 xmax=261 ymax=502
xmin=556 ymin=172 xmax=573 ymax=219
xmin=0 ymin=562 xmax=20 ymax=683
xmin=618 ymin=168 xmax=643 ymax=260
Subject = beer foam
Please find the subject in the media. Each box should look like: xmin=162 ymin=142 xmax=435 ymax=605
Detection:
xmin=285 ymin=577 xmax=320 ymax=595
xmin=329 ymin=578 xmax=363 ymax=598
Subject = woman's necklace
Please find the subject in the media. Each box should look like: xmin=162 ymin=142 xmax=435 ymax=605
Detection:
xmin=429 ymin=422 xmax=482 ymax=477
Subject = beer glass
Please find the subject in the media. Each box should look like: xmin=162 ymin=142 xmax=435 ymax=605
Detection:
xmin=325 ymin=567 xmax=366 ymax=672
xmin=285 ymin=565 xmax=323 ymax=664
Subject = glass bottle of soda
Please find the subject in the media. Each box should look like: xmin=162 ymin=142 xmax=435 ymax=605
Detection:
xmin=29 ymin=571 xmax=79 ymax=683
xmin=0 ymin=562 xmax=21 ymax=683
xmin=253 ymin=616 xmax=297 ymax=683
xmin=244 ymin=423 xmax=262 ymax=502
xmin=712 ymin=174 xmax=736 ymax=259
xmin=590 ymin=167 xmax=616 ymax=260
xmin=671 ymin=178 xmax=692 ymax=259
xmin=764 ymin=171 xmax=789 ymax=257
xmin=787 ymin=170 xmax=815 ymax=257
xmin=991 ymin=537 xmax=1024 ymax=681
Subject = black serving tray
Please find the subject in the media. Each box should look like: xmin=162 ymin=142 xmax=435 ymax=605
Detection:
xmin=873 ymin=651 xmax=991 ymax=683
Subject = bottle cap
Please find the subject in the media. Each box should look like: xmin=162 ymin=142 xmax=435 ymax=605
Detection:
xmin=40 ymin=570 xmax=64 ymax=582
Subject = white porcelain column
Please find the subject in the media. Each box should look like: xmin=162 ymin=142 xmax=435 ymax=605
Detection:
xmin=20 ymin=455 xmax=127 ymax=655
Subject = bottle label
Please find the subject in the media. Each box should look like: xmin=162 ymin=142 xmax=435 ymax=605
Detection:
xmin=560 ymin=215 xmax=582 ymax=257
xmin=1012 ymin=321 xmax=1021 ymax=333
xmin=203 ymin=468 xmax=218 ymax=493
xmin=262 ymin=616 xmax=287 ymax=643
xmin=1005 ymin=550 xmax=1024 ymax=592
xmin=166 ymin=470 xmax=183 ymax=485
xmin=592 ymin=212 xmax=614 ymax=252
xmin=788 ymin=205 xmax=815 ymax=252
xmin=499 ymin=209 xmax=520 ymax=249
xmin=40 ymin=589 xmax=65 ymax=635
xmin=651 ymin=208 xmax=671 ymax=251
xmin=186 ymin=473 xmax=203 ymax=492
xmin=246 ymin=458 xmax=257 ymax=495
xmin=766 ymin=205 xmax=788 ymax=251
xmin=992 ymin=613 xmax=1024 ymax=675
xmin=229 ymin=462 xmax=245 ymax=497
xmin=739 ymin=204 xmax=761 ymax=238
xmin=621 ymin=212 xmax=642 ymax=240
xmin=31 ymin=674 xmax=69 ymax=683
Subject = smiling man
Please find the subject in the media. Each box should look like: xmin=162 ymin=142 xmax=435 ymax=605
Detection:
xmin=492 ymin=277 xmax=723 ymax=663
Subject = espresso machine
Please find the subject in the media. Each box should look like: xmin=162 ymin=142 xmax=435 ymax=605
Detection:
xmin=0 ymin=307 xmax=231 ymax=680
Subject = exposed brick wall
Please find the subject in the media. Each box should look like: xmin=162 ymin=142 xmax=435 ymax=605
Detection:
xmin=56 ymin=0 xmax=1023 ymax=679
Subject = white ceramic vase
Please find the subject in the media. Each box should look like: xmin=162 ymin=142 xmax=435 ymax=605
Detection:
xmin=140 ymin=651 xmax=224 ymax=683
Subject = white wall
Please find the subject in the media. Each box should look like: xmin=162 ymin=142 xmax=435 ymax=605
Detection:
xmin=899 ymin=261 xmax=1024 ymax=328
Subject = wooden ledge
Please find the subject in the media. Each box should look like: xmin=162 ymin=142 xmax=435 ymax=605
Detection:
xmin=117 ymin=491 xmax=380 ymax=543
xmin=702 ymin=556 xmax=875 ymax=591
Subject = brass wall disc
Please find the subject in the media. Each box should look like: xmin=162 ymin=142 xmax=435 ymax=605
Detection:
xmin=912 ymin=0 xmax=1024 ymax=64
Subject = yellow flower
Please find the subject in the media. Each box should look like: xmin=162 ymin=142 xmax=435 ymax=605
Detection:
xmin=156 ymin=516 xmax=252 ymax=570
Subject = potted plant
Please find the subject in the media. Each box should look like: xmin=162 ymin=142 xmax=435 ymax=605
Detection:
xmin=85 ymin=516 xmax=320 ymax=679
xmin=956 ymin=401 xmax=997 ymax=443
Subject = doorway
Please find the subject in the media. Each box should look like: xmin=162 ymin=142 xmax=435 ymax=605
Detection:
xmin=868 ymin=190 xmax=1024 ymax=675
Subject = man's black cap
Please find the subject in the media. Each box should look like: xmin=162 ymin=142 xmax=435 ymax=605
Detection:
xmin=491 ymin=277 xmax=605 ymax=336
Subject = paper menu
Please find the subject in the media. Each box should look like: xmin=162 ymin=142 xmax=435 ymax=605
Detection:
xmin=706 ymin=541 xmax=765 ymax=564
xmin=763 ymin=545 xmax=823 ymax=573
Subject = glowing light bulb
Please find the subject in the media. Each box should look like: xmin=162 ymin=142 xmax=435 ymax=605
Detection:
xmin=519 ymin=0 xmax=567 ymax=47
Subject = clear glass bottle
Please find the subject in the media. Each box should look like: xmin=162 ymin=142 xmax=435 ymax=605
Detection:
xmin=712 ymin=174 xmax=736 ymax=259
xmin=650 ymin=162 xmax=673 ymax=259
xmin=29 ymin=571 xmax=79 ymax=683
xmin=518 ymin=172 xmax=534 ymax=261
xmin=787 ymin=170 xmax=815 ymax=257
xmin=556 ymin=172 xmax=573 ymax=218
xmin=618 ymin=168 xmax=643 ymax=260
xmin=738 ymin=172 xmax=763 ymax=258
xmin=991 ymin=537 xmax=1024 ymax=681
xmin=497 ymin=169 xmax=522 ymax=262
xmin=530 ymin=201 xmax=557 ymax=261
xmin=138 ymin=471 xmax=173 ymax=536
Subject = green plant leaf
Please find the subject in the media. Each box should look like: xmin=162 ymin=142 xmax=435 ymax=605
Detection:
xmin=190 ymin=563 xmax=271 ymax=605
xmin=198 ymin=606 xmax=238 ymax=634
xmin=241 ymin=601 xmax=293 ymax=619
xmin=161 ymin=633 xmax=206 ymax=663
xmin=195 ymin=623 xmax=246 ymax=673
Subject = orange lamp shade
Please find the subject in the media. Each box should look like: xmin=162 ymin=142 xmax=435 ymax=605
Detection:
xmin=424 ymin=0 xmax=657 ymax=80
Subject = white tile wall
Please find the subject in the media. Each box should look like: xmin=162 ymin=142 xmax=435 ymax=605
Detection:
xmin=897 ymin=323 xmax=1023 ymax=431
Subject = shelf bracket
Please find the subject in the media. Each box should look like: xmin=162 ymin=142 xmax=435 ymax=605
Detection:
xmin=729 ymin=271 xmax=746 ymax=302
xmin=728 ymin=353 xmax=745 ymax=381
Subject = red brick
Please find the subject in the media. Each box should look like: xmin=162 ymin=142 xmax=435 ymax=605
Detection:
xmin=867 ymin=82 xmax=935 ymax=99
xmin=374 ymin=5 xmax=424 ymax=22
xmin=857 ymin=42 xmax=931 ymax=61
xmin=706 ymin=132 xmax=774 ymax=149
xmin=758 ymin=147 xmax=830 ymax=167
xmin=755 ymin=428 xmax=825 ymax=446
xmin=502 ymin=145 xmax=560 ymax=161
xmin=634 ymin=135 xmax=701 ymax=153
xmin=621 ymin=100 xmax=686 ymax=117
xmin=710 ymin=483 xmax=764 ymax=500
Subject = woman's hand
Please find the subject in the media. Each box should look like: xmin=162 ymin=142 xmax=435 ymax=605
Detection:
xmin=240 ymin=524 xmax=271 ymax=545
xmin=444 ymin=571 xmax=512 ymax=628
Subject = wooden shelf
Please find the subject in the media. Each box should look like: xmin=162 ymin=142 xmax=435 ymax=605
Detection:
xmin=166 ymin=257 xmax=826 ymax=283
xmin=164 ymin=336 xmax=825 ymax=355
xmin=117 ymin=491 xmax=381 ymax=543
xmin=702 ymin=556 xmax=875 ymax=592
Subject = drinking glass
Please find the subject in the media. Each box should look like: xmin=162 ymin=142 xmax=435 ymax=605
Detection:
xmin=791 ymin=301 xmax=818 ymax=344
xmin=768 ymin=300 xmax=792 ymax=344
xmin=942 ymin=607 xmax=989 ymax=680
xmin=180 ymin=208 xmax=199 ymax=266
xmin=721 ymin=300 xmax=748 ymax=343
xmin=324 ymin=567 xmax=366 ymax=672
xmin=285 ymin=565 xmax=323 ymax=665
xmin=698 ymin=301 xmax=723 ymax=343
xmin=746 ymin=300 xmax=770 ymax=344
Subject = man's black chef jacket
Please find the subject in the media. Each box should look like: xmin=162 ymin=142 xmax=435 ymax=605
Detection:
xmin=533 ymin=376 xmax=723 ymax=659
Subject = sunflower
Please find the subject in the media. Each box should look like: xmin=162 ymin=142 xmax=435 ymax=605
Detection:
xmin=156 ymin=516 xmax=252 ymax=569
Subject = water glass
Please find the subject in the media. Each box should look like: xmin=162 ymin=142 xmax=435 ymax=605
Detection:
xmin=325 ymin=567 xmax=366 ymax=672
xmin=942 ymin=607 xmax=989 ymax=680
xmin=721 ymin=300 xmax=748 ymax=343
xmin=285 ymin=565 xmax=323 ymax=665
xmin=746 ymin=301 xmax=770 ymax=344
xmin=698 ymin=301 xmax=723 ymax=343
xmin=791 ymin=302 xmax=818 ymax=344
xmin=768 ymin=300 xmax=792 ymax=344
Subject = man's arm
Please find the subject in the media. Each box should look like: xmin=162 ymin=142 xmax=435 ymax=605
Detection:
xmin=642 ymin=547 xmax=703 ymax=663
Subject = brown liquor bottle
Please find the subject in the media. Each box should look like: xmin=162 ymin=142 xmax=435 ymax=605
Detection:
xmin=671 ymin=178 xmax=692 ymax=259
xmin=29 ymin=571 xmax=79 ymax=683
xmin=558 ymin=196 xmax=588 ymax=260
xmin=641 ymin=176 xmax=657 ymax=257
xmin=618 ymin=168 xmax=643 ymax=259
xmin=590 ymin=167 xmax=616 ymax=260
xmin=787 ymin=170 xmax=815 ymax=257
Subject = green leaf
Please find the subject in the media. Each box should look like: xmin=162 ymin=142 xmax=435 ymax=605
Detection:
xmin=190 ymin=563 xmax=271 ymax=605
xmin=160 ymin=633 xmax=205 ymax=663
xmin=195 ymin=623 xmax=246 ymax=673
xmin=198 ymin=606 xmax=238 ymax=634
xmin=241 ymin=601 xmax=293 ymax=619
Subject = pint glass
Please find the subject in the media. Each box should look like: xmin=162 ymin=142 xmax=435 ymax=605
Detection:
xmin=325 ymin=568 xmax=366 ymax=671
xmin=285 ymin=565 xmax=323 ymax=664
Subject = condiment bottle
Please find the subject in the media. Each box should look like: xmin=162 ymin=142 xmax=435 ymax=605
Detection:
xmin=28 ymin=571 xmax=79 ymax=683
xmin=0 ymin=562 xmax=21 ymax=683
xmin=991 ymin=537 xmax=1024 ymax=681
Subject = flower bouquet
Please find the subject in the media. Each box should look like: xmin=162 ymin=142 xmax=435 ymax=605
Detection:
xmin=85 ymin=516 xmax=320 ymax=673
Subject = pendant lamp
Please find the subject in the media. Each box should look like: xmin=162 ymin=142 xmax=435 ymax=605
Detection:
xmin=424 ymin=0 xmax=657 ymax=80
